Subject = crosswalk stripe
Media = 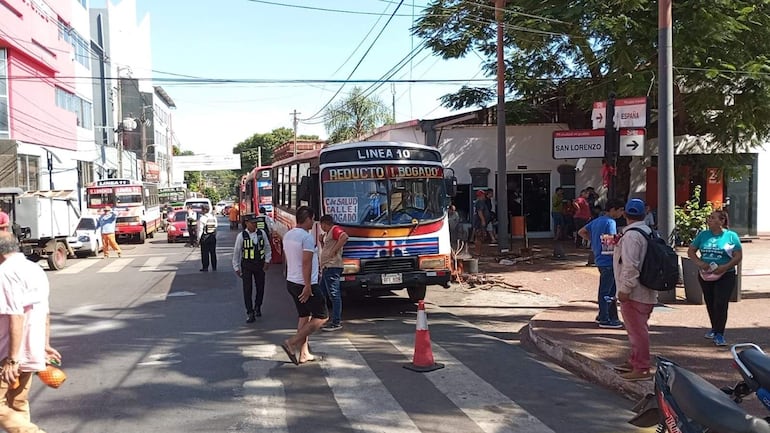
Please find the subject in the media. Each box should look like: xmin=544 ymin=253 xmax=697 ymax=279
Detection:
xmin=387 ymin=334 xmax=556 ymax=433
xmin=140 ymin=256 xmax=166 ymax=272
xmin=241 ymin=345 xmax=288 ymax=433
xmin=58 ymin=259 xmax=100 ymax=274
xmin=312 ymin=337 xmax=421 ymax=433
xmin=97 ymin=258 xmax=133 ymax=273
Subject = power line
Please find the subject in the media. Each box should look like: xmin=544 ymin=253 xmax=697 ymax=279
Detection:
xmin=245 ymin=0 xmax=415 ymax=16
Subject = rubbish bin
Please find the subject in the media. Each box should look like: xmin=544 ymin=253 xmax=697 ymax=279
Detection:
xmin=511 ymin=216 xmax=526 ymax=237
xmin=730 ymin=262 xmax=742 ymax=302
xmin=680 ymin=256 xmax=702 ymax=305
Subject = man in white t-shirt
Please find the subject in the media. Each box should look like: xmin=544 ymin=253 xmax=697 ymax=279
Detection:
xmin=0 ymin=232 xmax=60 ymax=432
xmin=280 ymin=206 xmax=328 ymax=365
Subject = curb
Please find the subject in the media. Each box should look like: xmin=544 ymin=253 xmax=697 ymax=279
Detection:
xmin=524 ymin=313 xmax=653 ymax=402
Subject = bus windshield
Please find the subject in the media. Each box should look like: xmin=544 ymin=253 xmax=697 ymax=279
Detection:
xmin=321 ymin=166 xmax=446 ymax=226
xmin=115 ymin=186 xmax=143 ymax=205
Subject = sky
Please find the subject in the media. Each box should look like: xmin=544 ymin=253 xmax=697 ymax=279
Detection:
xmin=107 ymin=0 xmax=489 ymax=155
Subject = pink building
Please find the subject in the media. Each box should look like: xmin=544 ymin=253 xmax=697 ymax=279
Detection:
xmin=1 ymin=0 xmax=92 ymax=189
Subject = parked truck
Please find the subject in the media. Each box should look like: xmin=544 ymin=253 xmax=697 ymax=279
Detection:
xmin=0 ymin=187 xmax=81 ymax=270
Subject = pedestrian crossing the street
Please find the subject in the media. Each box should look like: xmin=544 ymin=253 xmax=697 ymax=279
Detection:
xmin=239 ymin=335 xmax=556 ymax=433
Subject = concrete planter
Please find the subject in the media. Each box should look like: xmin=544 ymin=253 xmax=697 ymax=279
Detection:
xmin=681 ymin=256 xmax=704 ymax=305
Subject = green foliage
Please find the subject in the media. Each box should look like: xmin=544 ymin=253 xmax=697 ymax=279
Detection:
xmin=324 ymin=87 xmax=393 ymax=144
xmin=232 ymin=127 xmax=319 ymax=175
xmin=203 ymin=187 xmax=219 ymax=203
xmin=674 ymin=185 xmax=714 ymax=245
xmin=414 ymin=0 xmax=770 ymax=154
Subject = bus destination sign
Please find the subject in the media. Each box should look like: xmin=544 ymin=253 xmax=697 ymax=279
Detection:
xmin=320 ymin=146 xmax=441 ymax=164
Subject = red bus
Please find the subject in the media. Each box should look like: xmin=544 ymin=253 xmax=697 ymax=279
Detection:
xmin=86 ymin=179 xmax=161 ymax=243
xmin=240 ymin=165 xmax=273 ymax=218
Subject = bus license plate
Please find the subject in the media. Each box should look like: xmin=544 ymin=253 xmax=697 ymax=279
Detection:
xmin=382 ymin=273 xmax=403 ymax=285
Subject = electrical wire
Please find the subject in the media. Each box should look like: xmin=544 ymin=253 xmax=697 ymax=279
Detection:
xmin=300 ymin=0 xmax=406 ymax=122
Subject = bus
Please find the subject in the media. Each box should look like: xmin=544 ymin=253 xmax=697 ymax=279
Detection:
xmin=271 ymin=141 xmax=455 ymax=301
xmin=86 ymin=179 xmax=161 ymax=243
xmin=159 ymin=186 xmax=187 ymax=211
xmin=240 ymin=165 xmax=273 ymax=218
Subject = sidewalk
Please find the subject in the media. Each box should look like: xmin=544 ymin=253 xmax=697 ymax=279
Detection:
xmin=475 ymin=237 xmax=770 ymax=413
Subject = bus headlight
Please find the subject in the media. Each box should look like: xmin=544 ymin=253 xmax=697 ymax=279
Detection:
xmin=342 ymin=259 xmax=360 ymax=275
xmin=419 ymin=255 xmax=449 ymax=270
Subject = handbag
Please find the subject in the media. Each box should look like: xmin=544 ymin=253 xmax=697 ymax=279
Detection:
xmin=698 ymin=269 xmax=724 ymax=282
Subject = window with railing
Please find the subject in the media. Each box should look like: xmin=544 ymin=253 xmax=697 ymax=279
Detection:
xmin=57 ymin=21 xmax=90 ymax=69
xmin=55 ymin=87 xmax=92 ymax=130
xmin=0 ymin=49 xmax=8 ymax=139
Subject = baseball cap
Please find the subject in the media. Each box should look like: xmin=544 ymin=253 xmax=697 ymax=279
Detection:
xmin=103 ymin=206 xmax=112 ymax=211
xmin=625 ymin=198 xmax=646 ymax=217
xmin=245 ymin=214 xmax=259 ymax=222
xmin=475 ymin=190 xmax=486 ymax=197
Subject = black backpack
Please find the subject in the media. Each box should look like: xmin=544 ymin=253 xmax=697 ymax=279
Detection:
xmin=626 ymin=228 xmax=680 ymax=291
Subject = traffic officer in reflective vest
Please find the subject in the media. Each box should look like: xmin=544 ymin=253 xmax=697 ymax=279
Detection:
xmin=198 ymin=205 xmax=218 ymax=272
xmin=232 ymin=214 xmax=272 ymax=323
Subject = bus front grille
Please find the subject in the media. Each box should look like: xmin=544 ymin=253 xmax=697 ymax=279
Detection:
xmin=361 ymin=258 xmax=417 ymax=274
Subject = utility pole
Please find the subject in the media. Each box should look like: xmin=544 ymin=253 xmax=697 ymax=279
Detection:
xmin=658 ymin=0 xmax=675 ymax=245
xmin=391 ymin=82 xmax=396 ymax=121
xmin=605 ymin=93 xmax=618 ymax=199
xmin=140 ymin=111 xmax=147 ymax=182
xmin=495 ymin=0 xmax=509 ymax=252
xmin=258 ymin=145 xmax=262 ymax=167
xmin=290 ymin=109 xmax=300 ymax=157
xmin=116 ymin=69 xmax=123 ymax=177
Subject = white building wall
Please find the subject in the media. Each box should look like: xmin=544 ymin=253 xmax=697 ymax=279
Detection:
xmin=107 ymin=0 xmax=152 ymax=92
xmin=366 ymin=126 xmax=425 ymax=144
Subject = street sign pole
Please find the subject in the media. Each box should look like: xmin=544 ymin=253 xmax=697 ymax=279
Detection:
xmin=659 ymin=0 xmax=675 ymax=245
xmin=605 ymin=93 xmax=618 ymax=199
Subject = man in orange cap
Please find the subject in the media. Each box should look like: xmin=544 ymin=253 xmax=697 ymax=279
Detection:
xmin=97 ymin=206 xmax=121 ymax=258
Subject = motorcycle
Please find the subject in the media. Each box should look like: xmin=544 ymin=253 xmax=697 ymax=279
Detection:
xmin=723 ymin=343 xmax=770 ymax=420
xmin=629 ymin=356 xmax=770 ymax=433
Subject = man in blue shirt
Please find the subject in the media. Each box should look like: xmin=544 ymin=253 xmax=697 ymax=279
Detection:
xmin=578 ymin=198 xmax=625 ymax=328
xmin=97 ymin=206 xmax=122 ymax=258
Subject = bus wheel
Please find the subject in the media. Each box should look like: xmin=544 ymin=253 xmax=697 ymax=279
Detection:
xmin=138 ymin=230 xmax=146 ymax=244
xmin=147 ymin=225 xmax=154 ymax=238
xmin=407 ymin=285 xmax=426 ymax=302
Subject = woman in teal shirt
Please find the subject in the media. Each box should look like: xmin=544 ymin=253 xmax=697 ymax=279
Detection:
xmin=687 ymin=210 xmax=743 ymax=346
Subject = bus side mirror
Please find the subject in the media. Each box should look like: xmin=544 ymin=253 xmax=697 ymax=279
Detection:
xmin=445 ymin=176 xmax=458 ymax=197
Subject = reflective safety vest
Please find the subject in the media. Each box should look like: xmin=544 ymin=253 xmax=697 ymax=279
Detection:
xmin=255 ymin=215 xmax=270 ymax=237
xmin=242 ymin=230 xmax=266 ymax=263
xmin=201 ymin=215 xmax=217 ymax=235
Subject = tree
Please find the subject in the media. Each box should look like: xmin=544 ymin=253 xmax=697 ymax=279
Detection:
xmin=414 ymin=1 xmax=770 ymax=154
xmin=324 ymin=87 xmax=393 ymax=144
xmin=232 ymin=127 xmax=319 ymax=175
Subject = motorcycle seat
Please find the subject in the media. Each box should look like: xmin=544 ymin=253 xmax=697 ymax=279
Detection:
xmin=670 ymin=363 xmax=770 ymax=433
xmin=739 ymin=348 xmax=770 ymax=389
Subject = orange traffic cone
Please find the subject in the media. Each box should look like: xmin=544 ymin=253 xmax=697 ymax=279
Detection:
xmin=404 ymin=300 xmax=445 ymax=372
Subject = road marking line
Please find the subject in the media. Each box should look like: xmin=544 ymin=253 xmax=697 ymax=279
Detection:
xmin=387 ymin=334 xmax=556 ymax=433
xmin=139 ymin=256 xmax=166 ymax=272
xmin=240 ymin=345 xmax=288 ymax=433
xmin=97 ymin=258 xmax=132 ymax=273
xmin=312 ymin=338 xmax=421 ymax=433
xmin=58 ymin=259 xmax=99 ymax=274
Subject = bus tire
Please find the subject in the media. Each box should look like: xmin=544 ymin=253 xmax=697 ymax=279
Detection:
xmin=407 ymin=285 xmax=426 ymax=302
xmin=138 ymin=230 xmax=146 ymax=244
xmin=47 ymin=242 xmax=68 ymax=270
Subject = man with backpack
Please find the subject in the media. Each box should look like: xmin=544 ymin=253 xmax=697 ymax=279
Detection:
xmin=613 ymin=198 xmax=658 ymax=381
xmin=232 ymin=215 xmax=272 ymax=323
xmin=198 ymin=205 xmax=218 ymax=272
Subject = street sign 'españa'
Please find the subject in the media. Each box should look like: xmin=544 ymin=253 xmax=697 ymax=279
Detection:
xmin=619 ymin=128 xmax=645 ymax=157
xmin=592 ymin=97 xmax=648 ymax=129
xmin=553 ymin=130 xmax=605 ymax=159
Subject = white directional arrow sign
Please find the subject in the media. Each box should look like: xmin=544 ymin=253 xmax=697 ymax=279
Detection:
xmin=619 ymin=128 xmax=645 ymax=157
xmin=591 ymin=101 xmax=606 ymax=129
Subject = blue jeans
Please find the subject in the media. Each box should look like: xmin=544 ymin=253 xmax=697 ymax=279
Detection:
xmin=598 ymin=266 xmax=619 ymax=322
xmin=320 ymin=267 xmax=343 ymax=325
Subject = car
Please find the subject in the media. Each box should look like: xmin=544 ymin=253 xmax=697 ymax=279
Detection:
xmin=67 ymin=216 xmax=102 ymax=258
xmin=214 ymin=201 xmax=228 ymax=215
xmin=166 ymin=211 xmax=192 ymax=243
xmin=183 ymin=198 xmax=212 ymax=213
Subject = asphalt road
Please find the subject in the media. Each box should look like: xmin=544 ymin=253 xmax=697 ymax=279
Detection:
xmin=29 ymin=216 xmax=650 ymax=433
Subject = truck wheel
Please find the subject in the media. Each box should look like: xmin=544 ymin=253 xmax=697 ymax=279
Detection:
xmin=138 ymin=230 xmax=146 ymax=244
xmin=407 ymin=285 xmax=427 ymax=302
xmin=47 ymin=242 xmax=68 ymax=270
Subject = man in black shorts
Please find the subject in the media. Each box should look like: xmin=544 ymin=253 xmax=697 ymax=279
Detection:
xmin=280 ymin=206 xmax=328 ymax=365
